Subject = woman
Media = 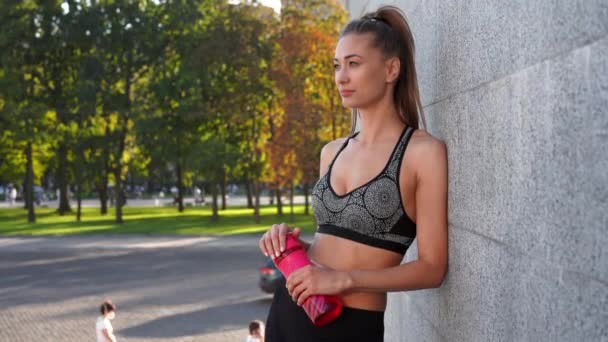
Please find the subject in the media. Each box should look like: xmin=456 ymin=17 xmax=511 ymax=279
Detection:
xmin=96 ymin=300 xmax=118 ymax=342
xmin=260 ymin=5 xmax=448 ymax=342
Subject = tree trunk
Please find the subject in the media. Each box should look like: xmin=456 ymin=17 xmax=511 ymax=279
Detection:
xmin=98 ymin=180 xmax=108 ymax=215
xmin=220 ymin=170 xmax=227 ymax=210
xmin=22 ymin=175 xmax=27 ymax=210
xmin=254 ymin=181 xmax=261 ymax=224
xmin=276 ymin=186 xmax=283 ymax=216
xmin=76 ymin=184 xmax=82 ymax=222
xmin=57 ymin=142 xmax=71 ymax=215
xmin=26 ymin=141 xmax=35 ymax=223
xmin=113 ymin=122 xmax=127 ymax=224
xmin=75 ymin=164 xmax=82 ymax=222
xmin=146 ymin=178 xmax=154 ymax=194
xmin=245 ymin=178 xmax=253 ymax=209
xmin=113 ymin=112 xmax=129 ymax=224
xmin=304 ymin=183 xmax=310 ymax=215
xmin=289 ymin=182 xmax=294 ymax=222
xmin=113 ymin=50 xmax=132 ymax=224
xmin=211 ymin=180 xmax=219 ymax=221
xmin=114 ymin=169 xmax=123 ymax=224
xmin=99 ymin=125 xmax=110 ymax=215
xmin=129 ymin=171 xmax=135 ymax=195
xmin=268 ymin=184 xmax=274 ymax=205
xmin=176 ymin=161 xmax=184 ymax=212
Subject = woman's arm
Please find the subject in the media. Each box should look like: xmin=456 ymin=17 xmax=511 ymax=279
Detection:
xmin=346 ymin=138 xmax=448 ymax=292
xmin=287 ymin=255 xmax=447 ymax=305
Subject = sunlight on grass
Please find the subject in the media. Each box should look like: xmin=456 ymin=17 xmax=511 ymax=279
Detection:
xmin=0 ymin=205 xmax=316 ymax=236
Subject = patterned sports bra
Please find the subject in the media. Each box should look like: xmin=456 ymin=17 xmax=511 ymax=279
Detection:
xmin=311 ymin=125 xmax=416 ymax=255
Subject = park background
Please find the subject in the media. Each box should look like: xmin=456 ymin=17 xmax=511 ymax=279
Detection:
xmin=1 ymin=0 xmax=606 ymax=341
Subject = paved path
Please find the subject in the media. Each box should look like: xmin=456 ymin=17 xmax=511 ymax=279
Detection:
xmin=0 ymin=234 xmax=307 ymax=341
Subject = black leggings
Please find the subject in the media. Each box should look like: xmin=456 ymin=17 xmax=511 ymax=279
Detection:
xmin=265 ymin=285 xmax=385 ymax=342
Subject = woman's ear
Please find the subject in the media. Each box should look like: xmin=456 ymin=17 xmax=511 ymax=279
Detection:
xmin=385 ymin=56 xmax=401 ymax=83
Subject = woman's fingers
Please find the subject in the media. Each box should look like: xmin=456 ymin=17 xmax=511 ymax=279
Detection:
xmin=270 ymin=226 xmax=282 ymax=257
xmin=296 ymin=288 xmax=312 ymax=306
xmin=259 ymin=223 xmax=296 ymax=258
xmin=291 ymin=282 xmax=306 ymax=304
xmin=258 ymin=233 xmax=268 ymax=256
xmin=278 ymin=224 xmax=289 ymax=253
xmin=287 ymin=271 xmax=305 ymax=303
xmin=290 ymin=278 xmax=313 ymax=306
xmin=263 ymin=225 xmax=278 ymax=257
xmin=292 ymin=227 xmax=301 ymax=239
xmin=286 ymin=268 xmax=302 ymax=292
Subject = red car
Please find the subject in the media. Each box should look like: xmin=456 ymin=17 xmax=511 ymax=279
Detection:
xmin=258 ymin=257 xmax=285 ymax=293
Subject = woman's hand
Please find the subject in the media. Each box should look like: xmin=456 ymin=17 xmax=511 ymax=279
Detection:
xmin=286 ymin=264 xmax=352 ymax=306
xmin=258 ymin=223 xmax=303 ymax=258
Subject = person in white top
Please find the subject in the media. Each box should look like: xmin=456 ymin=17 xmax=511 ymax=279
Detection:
xmin=96 ymin=300 xmax=117 ymax=342
xmin=9 ymin=187 xmax=17 ymax=206
xmin=246 ymin=320 xmax=265 ymax=342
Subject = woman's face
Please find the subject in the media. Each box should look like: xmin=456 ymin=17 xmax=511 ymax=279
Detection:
xmin=107 ymin=311 xmax=115 ymax=320
xmin=334 ymin=33 xmax=398 ymax=109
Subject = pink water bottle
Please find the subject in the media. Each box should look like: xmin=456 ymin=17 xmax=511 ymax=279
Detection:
xmin=273 ymin=233 xmax=342 ymax=326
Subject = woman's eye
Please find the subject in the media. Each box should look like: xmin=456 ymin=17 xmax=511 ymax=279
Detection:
xmin=349 ymin=61 xmax=359 ymax=66
xmin=333 ymin=64 xmax=340 ymax=70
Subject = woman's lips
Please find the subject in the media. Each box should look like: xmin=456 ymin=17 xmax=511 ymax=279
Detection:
xmin=340 ymin=90 xmax=355 ymax=97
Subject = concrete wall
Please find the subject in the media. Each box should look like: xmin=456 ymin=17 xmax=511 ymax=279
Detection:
xmin=343 ymin=1 xmax=607 ymax=341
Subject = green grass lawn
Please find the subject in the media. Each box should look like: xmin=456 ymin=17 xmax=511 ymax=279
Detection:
xmin=0 ymin=205 xmax=317 ymax=236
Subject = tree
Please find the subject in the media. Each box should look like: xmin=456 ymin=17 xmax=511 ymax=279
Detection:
xmin=270 ymin=0 xmax=348 ymax=216
xmin=97 ymin=1 xmax=166 ymax=223
xmin=0 ymin=1 xmax=56 ymax=223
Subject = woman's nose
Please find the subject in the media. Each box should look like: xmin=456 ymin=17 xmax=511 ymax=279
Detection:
xmin=336 ymin=68 xmax=349 ymax=84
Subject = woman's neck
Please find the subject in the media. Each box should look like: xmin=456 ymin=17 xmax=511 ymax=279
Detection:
xmin=356 ymin=100 xmax=404 ymax=145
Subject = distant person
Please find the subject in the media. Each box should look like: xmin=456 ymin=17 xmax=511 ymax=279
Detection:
xmin=33 ymin=185 xmax=43 ymax=206
xmin=96 ymin=300 xmax=117 ymax=342
xmin=119 ymin=190 xmax=127 ymax=206
xmin=5 ymin=185 xmax=11 ymax=205
xmin=195 ymin=186 xmax=207 ymax=205
xmin=9 ymin=186 xmax=17 ymax=206
xmin=246 ymin=320 xmax=265 ymax=342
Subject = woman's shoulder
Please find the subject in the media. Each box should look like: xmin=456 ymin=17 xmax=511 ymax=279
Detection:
xmin=410 ymin=129 xmax=445 ymax=147
xmin=321 ymin=137 xmax=348 ymax=162
xmin=319 ymin=137 xmax=350 ymax=175
xmin=320 ymin=137 xmax=349 ymax=158
xmin=408 ymin=129 xmax=447 ymax=167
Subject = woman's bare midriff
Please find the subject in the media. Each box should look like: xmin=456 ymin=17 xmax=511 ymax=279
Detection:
xmin=306 ymin=232 xmax=404 ymax=312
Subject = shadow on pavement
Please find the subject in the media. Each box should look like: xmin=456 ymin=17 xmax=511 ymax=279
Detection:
xmin=120 ymin=297 xmax=274 ymax=338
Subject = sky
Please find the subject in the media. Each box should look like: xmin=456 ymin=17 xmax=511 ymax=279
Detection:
xmin=62 ymin=1 xmax=282 ymax=14
xmin=228 ymin=0 xmax=282 ymax=13
xmin=258 ymin=0 xmax=281 ymax=13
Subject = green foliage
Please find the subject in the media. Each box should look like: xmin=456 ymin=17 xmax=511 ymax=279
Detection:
xmin=0 ymin=0 xmax=350 ymax=222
